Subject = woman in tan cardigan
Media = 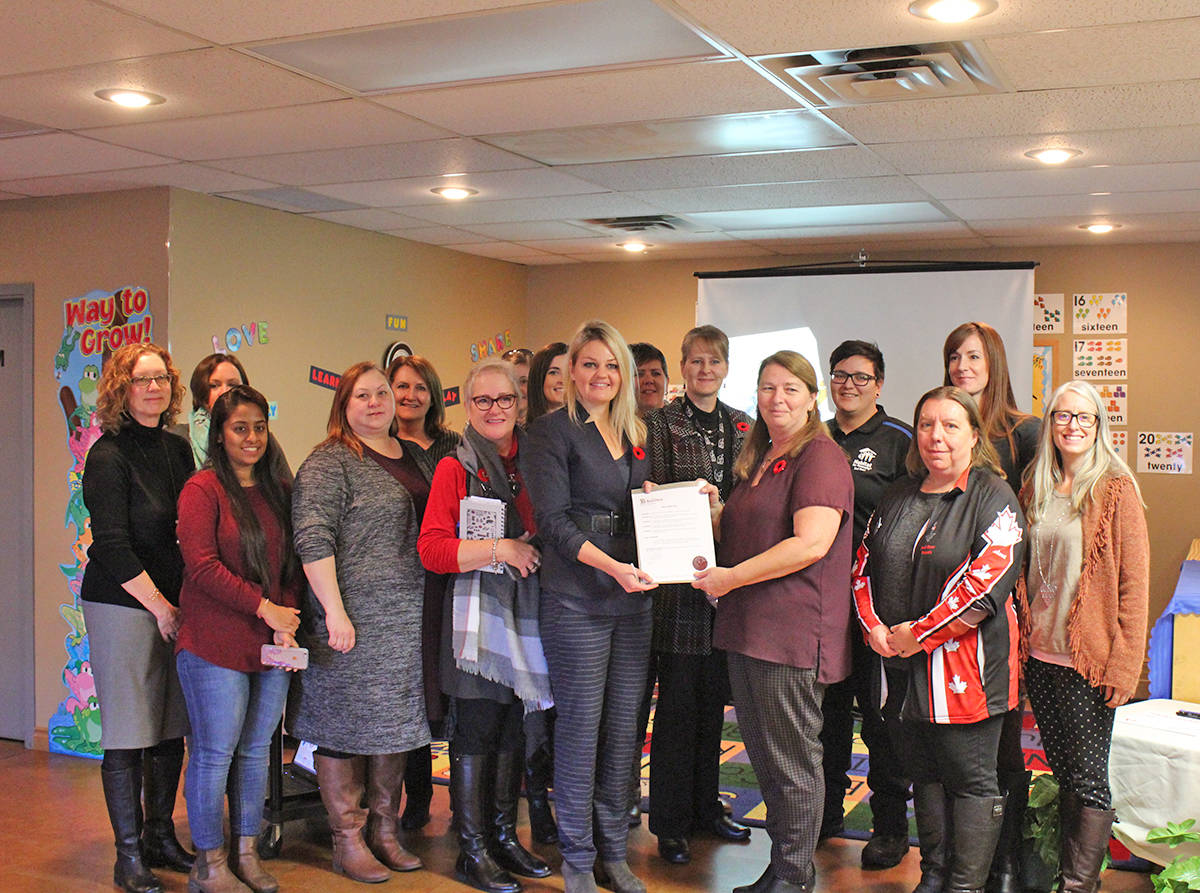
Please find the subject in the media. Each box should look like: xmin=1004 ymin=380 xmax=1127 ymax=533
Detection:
xmin=1020 ymin=380 xmax=1148 ymax=893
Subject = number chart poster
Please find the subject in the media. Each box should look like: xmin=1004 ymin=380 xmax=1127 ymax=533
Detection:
xmin=1033 ymin=293 xmax=1065 ymax=334
xmin=1073 ymin=293 xmax=1127 ymax=334
xmin=48 ymin=287 xmax=154 ymax=758
xmin=1073 ymin=339 xmax=1127 ymax=379
xmin=1110 ymin=430 xmax=1128 ymax=464
xmin=1137 ymin=432 xmax=1193 ymax=475
xmin=1096 ymin=383 xmax=1128 ymax=427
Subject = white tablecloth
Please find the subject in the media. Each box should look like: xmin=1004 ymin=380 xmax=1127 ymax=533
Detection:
xmin=1109 ymin=698 xmax=1200 ymax=865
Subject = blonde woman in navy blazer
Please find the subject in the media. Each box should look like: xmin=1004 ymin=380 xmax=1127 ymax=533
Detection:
xmin=524 ymin=320 xmax=656 ymax=893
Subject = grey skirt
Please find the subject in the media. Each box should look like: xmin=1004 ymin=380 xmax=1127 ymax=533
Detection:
xmin=82 ymin=600 xmax=189 ymax=749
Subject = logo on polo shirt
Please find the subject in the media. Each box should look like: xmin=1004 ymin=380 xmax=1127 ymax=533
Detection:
xmin=852 ymin=447 xmax=877 ymax=472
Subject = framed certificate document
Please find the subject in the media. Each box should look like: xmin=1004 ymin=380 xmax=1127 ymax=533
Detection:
xmin=630 ymin=481 xmax=717 ymax=585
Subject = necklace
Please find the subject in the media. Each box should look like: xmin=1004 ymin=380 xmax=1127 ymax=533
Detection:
xmin=1033 ymin=495 xmax=1070 ymax=604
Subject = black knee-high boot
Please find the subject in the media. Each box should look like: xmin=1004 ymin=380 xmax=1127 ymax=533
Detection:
xmin=141 ymin=738 xmax=195 ymax=873
xmin=453 ymin=751 xmax=520 ymax=893
xmin=400 ymin=744 xmax=434 ymax=830
xmin=947 ymin=796 xmax=1005 ymax=893
xmin=492 ymin=750 xmax=550 ymax=878
xmin=525 ymin=744 xmax=558 ymax=845
xmin=913 ymin=783 xmax=951 ymax=893
xmin=101 ymin=749 xmax=163 ymax=893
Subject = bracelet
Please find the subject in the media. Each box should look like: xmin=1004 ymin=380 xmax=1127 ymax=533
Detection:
xmin=491 ymin=538 xmax=499 ymax=566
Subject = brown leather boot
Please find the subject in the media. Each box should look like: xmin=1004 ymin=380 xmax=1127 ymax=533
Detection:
xmin=187 ymin=845 xmax=251 ymax=893
xmin=228 ymin=836 xmax=279 ymax=893
xmin=365 ymin=752 xmax=423 ymax=872
xmin=315 ymin=754 xmax=390 ymax=884
xmin=1059 ymin=795 xmax=1115 ymax=893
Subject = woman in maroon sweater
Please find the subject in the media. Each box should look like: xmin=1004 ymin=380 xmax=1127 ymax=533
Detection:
xmin=176 ymin=385 xmax=303 ymax=893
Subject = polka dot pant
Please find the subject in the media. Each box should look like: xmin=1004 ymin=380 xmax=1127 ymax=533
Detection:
xmin=1025 ymin=658 xmax=1115 ymax=810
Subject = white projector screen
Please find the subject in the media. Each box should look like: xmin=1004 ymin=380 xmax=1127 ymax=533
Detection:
xmin=696 ymin=265 xmax=1035 ymax=426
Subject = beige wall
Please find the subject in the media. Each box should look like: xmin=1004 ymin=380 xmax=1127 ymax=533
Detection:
xmin=528 ymin=243 xmax=1200 ymax=690
xmin=167 ymin=189 xmax=528 ymax=464
xmin=0 ymin=188 xmax=171 ymax=727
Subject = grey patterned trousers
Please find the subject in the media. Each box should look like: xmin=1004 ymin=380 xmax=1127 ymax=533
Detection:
xmin=728 ymin=652 xmax=825 ymax=887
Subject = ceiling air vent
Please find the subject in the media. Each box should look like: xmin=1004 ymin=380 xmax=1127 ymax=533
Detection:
xmin=580 ymin=214 xmax=703 ymax=233
xmin=759 ymin=42 xmax=1009 ymax=107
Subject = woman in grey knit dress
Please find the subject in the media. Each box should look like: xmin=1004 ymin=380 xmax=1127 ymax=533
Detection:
xmin=290 ymin=361 xmax=430 ymax=884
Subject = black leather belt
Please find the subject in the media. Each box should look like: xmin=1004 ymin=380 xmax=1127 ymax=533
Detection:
xmin=584 ymin=511 xmax=634 ymax=536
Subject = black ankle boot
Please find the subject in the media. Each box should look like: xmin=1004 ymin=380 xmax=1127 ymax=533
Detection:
xmin=141 ymin=740 xmax=194 ymax=873
xmin=101 ymin=759 xmax=164 ymax=893
xmin=452 ymin=751 xmax=520 ymax=893
xmin=492 ymin=750 xmax=551 ymax=878
xmin=400 ymin=744 xmax=434 ymax=830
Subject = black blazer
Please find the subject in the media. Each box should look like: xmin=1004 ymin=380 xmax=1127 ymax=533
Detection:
xmin=523 ymin=405 xmax=650 ymax=616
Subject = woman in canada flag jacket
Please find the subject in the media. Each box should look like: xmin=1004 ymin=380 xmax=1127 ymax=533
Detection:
xmin=852 ymin=386 xmax=1026 ymax=893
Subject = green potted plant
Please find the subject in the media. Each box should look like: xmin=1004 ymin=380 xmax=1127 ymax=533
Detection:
xmin=1022 ymin=773 xmax=1061 ymax=891
xmin=1148 ymin=819 xmax=1200 ymax=892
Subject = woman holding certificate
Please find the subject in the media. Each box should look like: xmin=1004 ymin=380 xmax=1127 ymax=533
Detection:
xmin=525 ymin=320 xmax=656 ymax=893
xmin=643 ymin=325 xmax=753 ymax=865
xmin=418 ymin=358 xmax=553 ymax=893
xmin=692 ymin=350 xmax=854 ymax=893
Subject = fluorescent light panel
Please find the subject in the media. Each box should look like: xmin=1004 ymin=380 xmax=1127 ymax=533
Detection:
xmin=250 ymin=0 xmax=724 ymax=93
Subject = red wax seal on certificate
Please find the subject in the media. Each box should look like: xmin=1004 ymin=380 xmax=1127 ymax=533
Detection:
xmin=693 ymin=555 xmax=708 ymax=570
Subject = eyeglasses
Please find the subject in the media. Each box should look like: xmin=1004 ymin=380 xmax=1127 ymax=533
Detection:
xmin=471 ymin=393 xmax=518 ymax=410
xmin=502 ymin=348 xmax=533 ymax=362
xmin=131 ymin=374 xmax=171 ymax=389
xmin=830 ymin=371 xmax=877 ymax=387
xmin=1051 ymin=410 xmax=1099 ymax=429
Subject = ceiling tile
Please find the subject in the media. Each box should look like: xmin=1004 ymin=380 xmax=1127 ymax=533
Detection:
xmin=686 ymin=201 xmax=949 ymax=229
xmin=826 ymin=80 xmax=1200 ymax=145
xmin=446 ymin=242 xmax=568 ymax=262
xmin=80 ymin=100 xmax=452 ymax=161
xmin=628 ymin=176 xmax=927 ymax=213
xmin=724 ymin=221 xmax=975 ymax=239
xmin=395 ymin=193 xmax=668 ymax=225
xmin=671 ymin=0 xmax=1200 ymax=58
xmin=376 ymin=61 xmax=793 ymax=135
xmin=454 ymin=221 xmax=600 ymax=240
xmin=2 ymin=0 xmax=206 ymax=78
xmin=971 ymin=210 xmax=1200 ymax=236
xmin=308 ymin=168 xmax=606 ymax=207
xmin=743 ymin=235 xmax=991 ymax=253
xmin=912 ymin=161 xmax=1200 ymax=200
xmin=558 ymin=147 xmax=895 ymax=191
xmin=304 ymin=208 xmax=422 ymax=230
xmin=105 ymin=0 xmax=558 ymax=46
xmin=482 ymin=109 xmax=848 ymax=165
xmin=0 ymin=132 xmax=170 ymax=178
xmin=522 ymin=237 xmax=652 ymax=254
xmin=385 ymin=225 xmax=483 ymax=245
xmin=944 ymin=189 xmax=1200 ymax=220
xmin=98 ymin=163 xmax=278 ymax=193
xmin=0 ymin=172 xmax=151 ymax=197
xmin=985 ymin=18 xmax=1200 ymax=92
xmin=251 ymin=0 xmax=720 ymax=92
xmin=869 ymin=124 xmax=1200 ymax=174
xmin=0 ymin=48 xmax=345 ymax=131
xmin=208 ymin=138 xmax=540 ymax=185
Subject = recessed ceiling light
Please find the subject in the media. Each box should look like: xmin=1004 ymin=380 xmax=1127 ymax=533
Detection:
xmin=908 ymin=0 xmax=998 ymax=23
xmin=94 ymin=88 xmax=165 ymax=108
xmin=1078 ymin=223 xmax=1121 ymax=234
xmin=430 ymin=186 xmax=478 ymax=200
xmin=619 ymin=241 xmax=650 ymax=253
xmin=1024 ymin=147 xmax=1081 ymax=165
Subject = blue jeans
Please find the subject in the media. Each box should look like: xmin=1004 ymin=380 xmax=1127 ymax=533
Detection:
xmin=176 ymin=649 xmax=291 ymax=849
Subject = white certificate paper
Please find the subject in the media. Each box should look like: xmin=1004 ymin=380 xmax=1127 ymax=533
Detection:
xmin=630 ymin=481 xmax=717 ymax=585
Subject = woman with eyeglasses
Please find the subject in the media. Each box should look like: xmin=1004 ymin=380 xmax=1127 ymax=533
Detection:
xmin=943 ymin=321 xmax=1040 ymax=893
xmin=418 ymin=358 xmax=553 ymax=893
xmin=387 ymin=354 xmax=462 ymax=831
xmin=290 ymin=362 xmax=429 ymax=883
xmin=1019 ymin=381 xmax=1148 ymax=893
xmin=524 ymin=320 xmax=656 ymax=893
xmin=81 ymin=343 xmax=195 ymax=893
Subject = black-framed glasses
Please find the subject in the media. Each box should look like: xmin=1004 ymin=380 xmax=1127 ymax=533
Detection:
xmin=131 ymin=374 xmax=171 ymax=389
xmin=830 ymin=370 xmax=877 ymax=386
xmin=502 ymin=348 xmax=533 ymax=362
xmin=471 ymin=393 xmax=518 ymax=410
xmin=1051 ymin=410 xmax=1099 ymax=429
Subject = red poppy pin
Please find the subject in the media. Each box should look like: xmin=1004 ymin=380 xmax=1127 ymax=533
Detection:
xmin=477 ymin=467 xmax=490 ymax=483
xmin=632 ymin=446 xmax=646 ymax=460
xmin=772 ymin=459 xmax=787 ymax=475
xmin=735 ymin=421 xmax=750 ymax=432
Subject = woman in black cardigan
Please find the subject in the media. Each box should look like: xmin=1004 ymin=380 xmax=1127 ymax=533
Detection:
xmin=524 ymin=320 xmax=656 ymax=893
